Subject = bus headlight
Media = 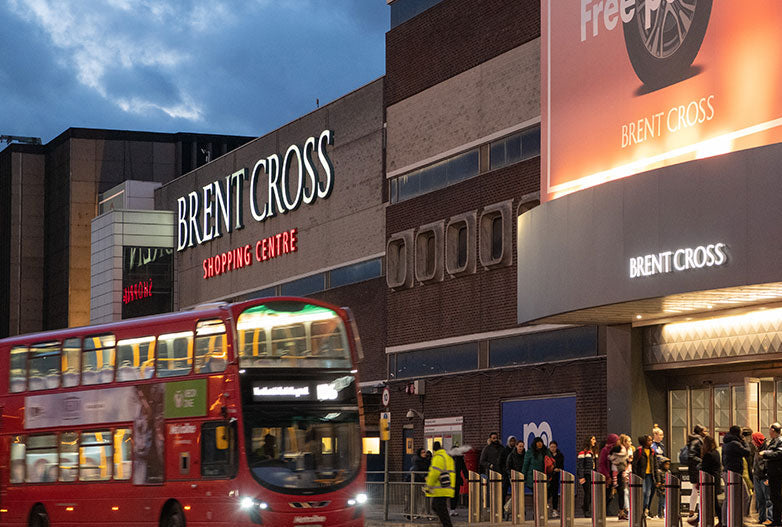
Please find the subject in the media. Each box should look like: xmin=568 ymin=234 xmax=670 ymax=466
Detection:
xmin=348 ymin=493 xmax=368 ymax=506
xmin=239 ymin=497 xmax=268 ymax=510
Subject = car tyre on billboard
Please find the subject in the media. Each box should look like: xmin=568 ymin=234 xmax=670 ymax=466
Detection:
xmin=623 ymin=0 xmax=712 ymax=88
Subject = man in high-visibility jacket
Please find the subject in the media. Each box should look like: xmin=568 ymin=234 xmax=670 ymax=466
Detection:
xmin=424 ymin=441 xmax=456 ymax=527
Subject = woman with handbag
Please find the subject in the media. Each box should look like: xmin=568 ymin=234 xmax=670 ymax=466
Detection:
xmin=522 ymin=437 xmax=552 ymax=492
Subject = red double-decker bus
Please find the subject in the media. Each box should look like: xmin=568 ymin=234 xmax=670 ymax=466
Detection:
xmin=0 ymin=298 xmax=367 ymax=526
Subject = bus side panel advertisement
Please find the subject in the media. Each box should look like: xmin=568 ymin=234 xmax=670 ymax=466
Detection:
xmin=542 ymin=1 xmax=782 ymax=201
xmin=164 ymin=379 xmax=207 ymax=418
xmin=25 ymin=384 xmax=166 ymax=485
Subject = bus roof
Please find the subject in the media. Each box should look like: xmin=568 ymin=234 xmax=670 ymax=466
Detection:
xmin=0 ymin=297 xmax=347 ymax=347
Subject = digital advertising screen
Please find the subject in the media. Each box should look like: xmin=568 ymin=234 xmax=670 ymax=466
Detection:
xmin=542 ymin=1 xmax=782 ymax=201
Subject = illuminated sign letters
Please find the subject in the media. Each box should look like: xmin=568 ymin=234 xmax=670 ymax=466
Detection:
xmin=629 ymin=243 xmax=728 ymax=279
xmin=177 ymin=129 xmax=334 ymax=251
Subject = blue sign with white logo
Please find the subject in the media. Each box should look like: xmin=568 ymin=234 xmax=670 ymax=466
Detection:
xmin=501 ymin=395 xmax=577 ymax=476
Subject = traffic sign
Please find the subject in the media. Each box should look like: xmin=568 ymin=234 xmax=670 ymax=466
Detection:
xmin=380 ymin=411 xmax=390 ymax=441
xmin=381 ymin=386 xmax=390 ymax=407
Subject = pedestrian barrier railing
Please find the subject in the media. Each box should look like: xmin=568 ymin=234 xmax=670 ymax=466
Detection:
xmin=511 ymin=469 xmax=526 ymax=525
xmin=468 ymin=470 xmax=482 ymax=524
xmin=364 ymin=470 xmax=436 ymax=521
xmin=560 ymin=470 xmax=575 ymax=527
xmin=664 ymin=472 xmax=681 ymax=527
xmin=534 ymin=470 xmax=548 ymax=527
xmin=724 ymin=470 xmax=742 ymax=527
xmin=698 ymin=471 xmax=716 ymax=527
xmin=629 ymin=473 xmax=645 ymax=527
xmin=489 ymin=469 xmax=504 ymax=524
xmin=591 ymin=470 xmax=607 ymax=527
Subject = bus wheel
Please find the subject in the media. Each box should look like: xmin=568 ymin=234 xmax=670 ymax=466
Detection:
xmin=161 ymin=501 xmax=186 ymax=527
xmin=29 ymin=505 xmax=49 ymax=527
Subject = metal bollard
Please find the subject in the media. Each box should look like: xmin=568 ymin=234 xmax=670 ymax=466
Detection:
xmin=698 ymin=471 xmax=715 ymax=527
xmin=560 ymin=470 xmax=575 ymax=527
xmin=534 ymin=470 xmax=548 ymax=527
xmin=591 ymin=471 xmax=607 ymax=527
xmin=490 ymin=469 xmax=504 ymax=524
xmin=724 ymin=470 xmax=742 ymax=527
xmin=664 ymin=473 xmax=681 ymax=527
xmin=468 ymin=470 xmax=482 ymax=524
xmin=511 ymin=470 xmax=526 ymax=525
xmin=629 ymin=473 xmax=645 ymax=527
xmin=482 ymin=473 xmax=489 ymax=516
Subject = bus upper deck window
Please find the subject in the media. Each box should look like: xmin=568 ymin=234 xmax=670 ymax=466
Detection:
xmin=62 ymin=338 xmax=81 ymax=387
xmin=9 ymin=346 xmax=27 ymax=393
xmin=195 ymin=320 xmax=227 ymax=374
xmin=82 ymin=335 xmax=116 ymax=385
xmin=157 ymin=332 xmax=193 ymax=378
xmin=29 ymin=342 xmax=61 ymax=391
xmin=116 ymin=337 xmax=155 ymax=382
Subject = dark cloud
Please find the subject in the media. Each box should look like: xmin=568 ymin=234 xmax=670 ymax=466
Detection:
xmin=0 ymin=0 xmax=388 ymax=143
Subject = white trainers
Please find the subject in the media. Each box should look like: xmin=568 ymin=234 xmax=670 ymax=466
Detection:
xmin=551 ymin=510 xmax=560 ymax=518
xmin=449 ymin=510 xmax=458 ymax=516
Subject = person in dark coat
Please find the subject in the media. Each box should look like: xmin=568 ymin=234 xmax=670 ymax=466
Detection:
xmin=448 ymin=445 xmax=471 ymax=516
xmin=760 ymin=423 xmax=782 ymax=527
xmin=688 ymin=435 xmax=721 ymax=526
xmin=752 ymin=432 xmax=772 ymax=524
xmin=633 ymin=434 xmax=660 ymax=518
xmin=549 ymin=440 xmax=565 ymax=518
xmin=687 ymin=425 xmax=707 ymax=515
xmin=480 ymin=432 xmax=505 ymax=475
xmin=722 ymin=425 xmax=751 ymax=522
xmin=500 ymin=436 xmax=518 ymax=504
xmin=577 ymin=436 xmax=599 ymax=517
xmin=412 ymin=448 xmax=431 ymax=482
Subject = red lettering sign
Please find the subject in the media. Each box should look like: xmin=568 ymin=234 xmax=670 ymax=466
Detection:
xmin=123 ymin=279 xmax=153 ymax=304
xmin=202 ymin=228 xmax=299 ymax=280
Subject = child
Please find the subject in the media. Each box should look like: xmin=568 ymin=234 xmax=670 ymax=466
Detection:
xmin=655 ymin=457 xmax=671 ymax=519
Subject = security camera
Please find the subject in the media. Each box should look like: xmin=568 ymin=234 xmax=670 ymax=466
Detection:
xmin=406 ymin=409 xmax=415 ymax=419
xmin=406 ymin=409 xmax=423 ymax=419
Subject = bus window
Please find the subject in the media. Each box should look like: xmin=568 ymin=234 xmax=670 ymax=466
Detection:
xmin=113 ymin=428 xmax=132 ymax=480
xmin=10 ymin=436 xmax=26 ymax=483
xmin=238 ymin=328 xmax=267 ymax=366
xmin=29 ymin=342 xmax=60 ymax=391
xmin=311 ymin=320 xmax=347 ymax=358
xmin=201 ymin=421 xmax=236 ymax=478
xmin=10 ymin=346 xmax=27 ymax=393
xmin=271 ymin=324 xmax=307 ymax=357
xmin=26 ymin=434 xmax=58 ymax=483
xmin=157 ymin=332 xmax=193 ymax=378
xmin=236 ymin=302 xmax=352 ymax=368
xmin=80 ymin=430 xmax=112 ymax=481
xmin=195 ymin=320 xmax=227 ymax=374
xmin=59 ymin=432 xmax=79 ymax=482
xmin=116 ymin=337 xmax=155 ymax=381
xmin=62 ymin=338 xmax=81 ymax=387
xmin=83 ymin=335 xmax=116 ymax=385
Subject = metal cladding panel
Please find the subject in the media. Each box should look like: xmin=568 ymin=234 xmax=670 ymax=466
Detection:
xmin=517 ymin=142 xmax=782 ymax=324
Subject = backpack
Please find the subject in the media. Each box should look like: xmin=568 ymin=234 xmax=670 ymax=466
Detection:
xmin=544 ymin=455 xmax=556 ymax=475
xmin=678 ymin=445 xmax=689 ymax=464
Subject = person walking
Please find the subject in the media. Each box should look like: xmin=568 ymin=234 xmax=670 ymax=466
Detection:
xmin=689 ymin=435 xmax=722 ymax=526
xmin=448 ymin=445 xmax=471 ymax=516
xmin=599 ymin=434 xmax=620 ymax=514
xmin=505 ymin=440 xmax=527 ymax=519
xmin=480 ymin=432 xmax=505 ymax=476
xmin=633 ymin=434 xmax=661 ymax=518
xmin=760 ymin=423 xmax=782 ymax=527
xmin=549 ymin=440 xmax=565 ymax=518
xmin=522 ymin=437 xmax=550 ymax=492
xmin=722 ymin=425 xmax=751 ymax=524
xmin=687 ymin=425 xmax=708 ymax=516
xmin=578 ymin=436 xmax=599 ymax=517
xmin=651 ymin=425 xmax=666 ymax=518
xmin=752 ymin=432 xmax=772 ymax=525
xmin=501 ymin=436 xmax=518 ymax=505
xmin=610 ymin=434 xmax=632 ymax=520
xmin=425 ymin=441 xmax=456 ymax=527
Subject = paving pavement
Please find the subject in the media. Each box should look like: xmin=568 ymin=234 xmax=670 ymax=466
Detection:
xmin=364 ymin=507 xmax=671 ymax=527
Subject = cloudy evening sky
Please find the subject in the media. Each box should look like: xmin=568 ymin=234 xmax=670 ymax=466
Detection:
xmin=0 ymin=0 xmax=388 ymax=144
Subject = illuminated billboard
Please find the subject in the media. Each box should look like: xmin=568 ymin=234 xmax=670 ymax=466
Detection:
xmin=542 ymin=1 xmax=782 ymax=201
